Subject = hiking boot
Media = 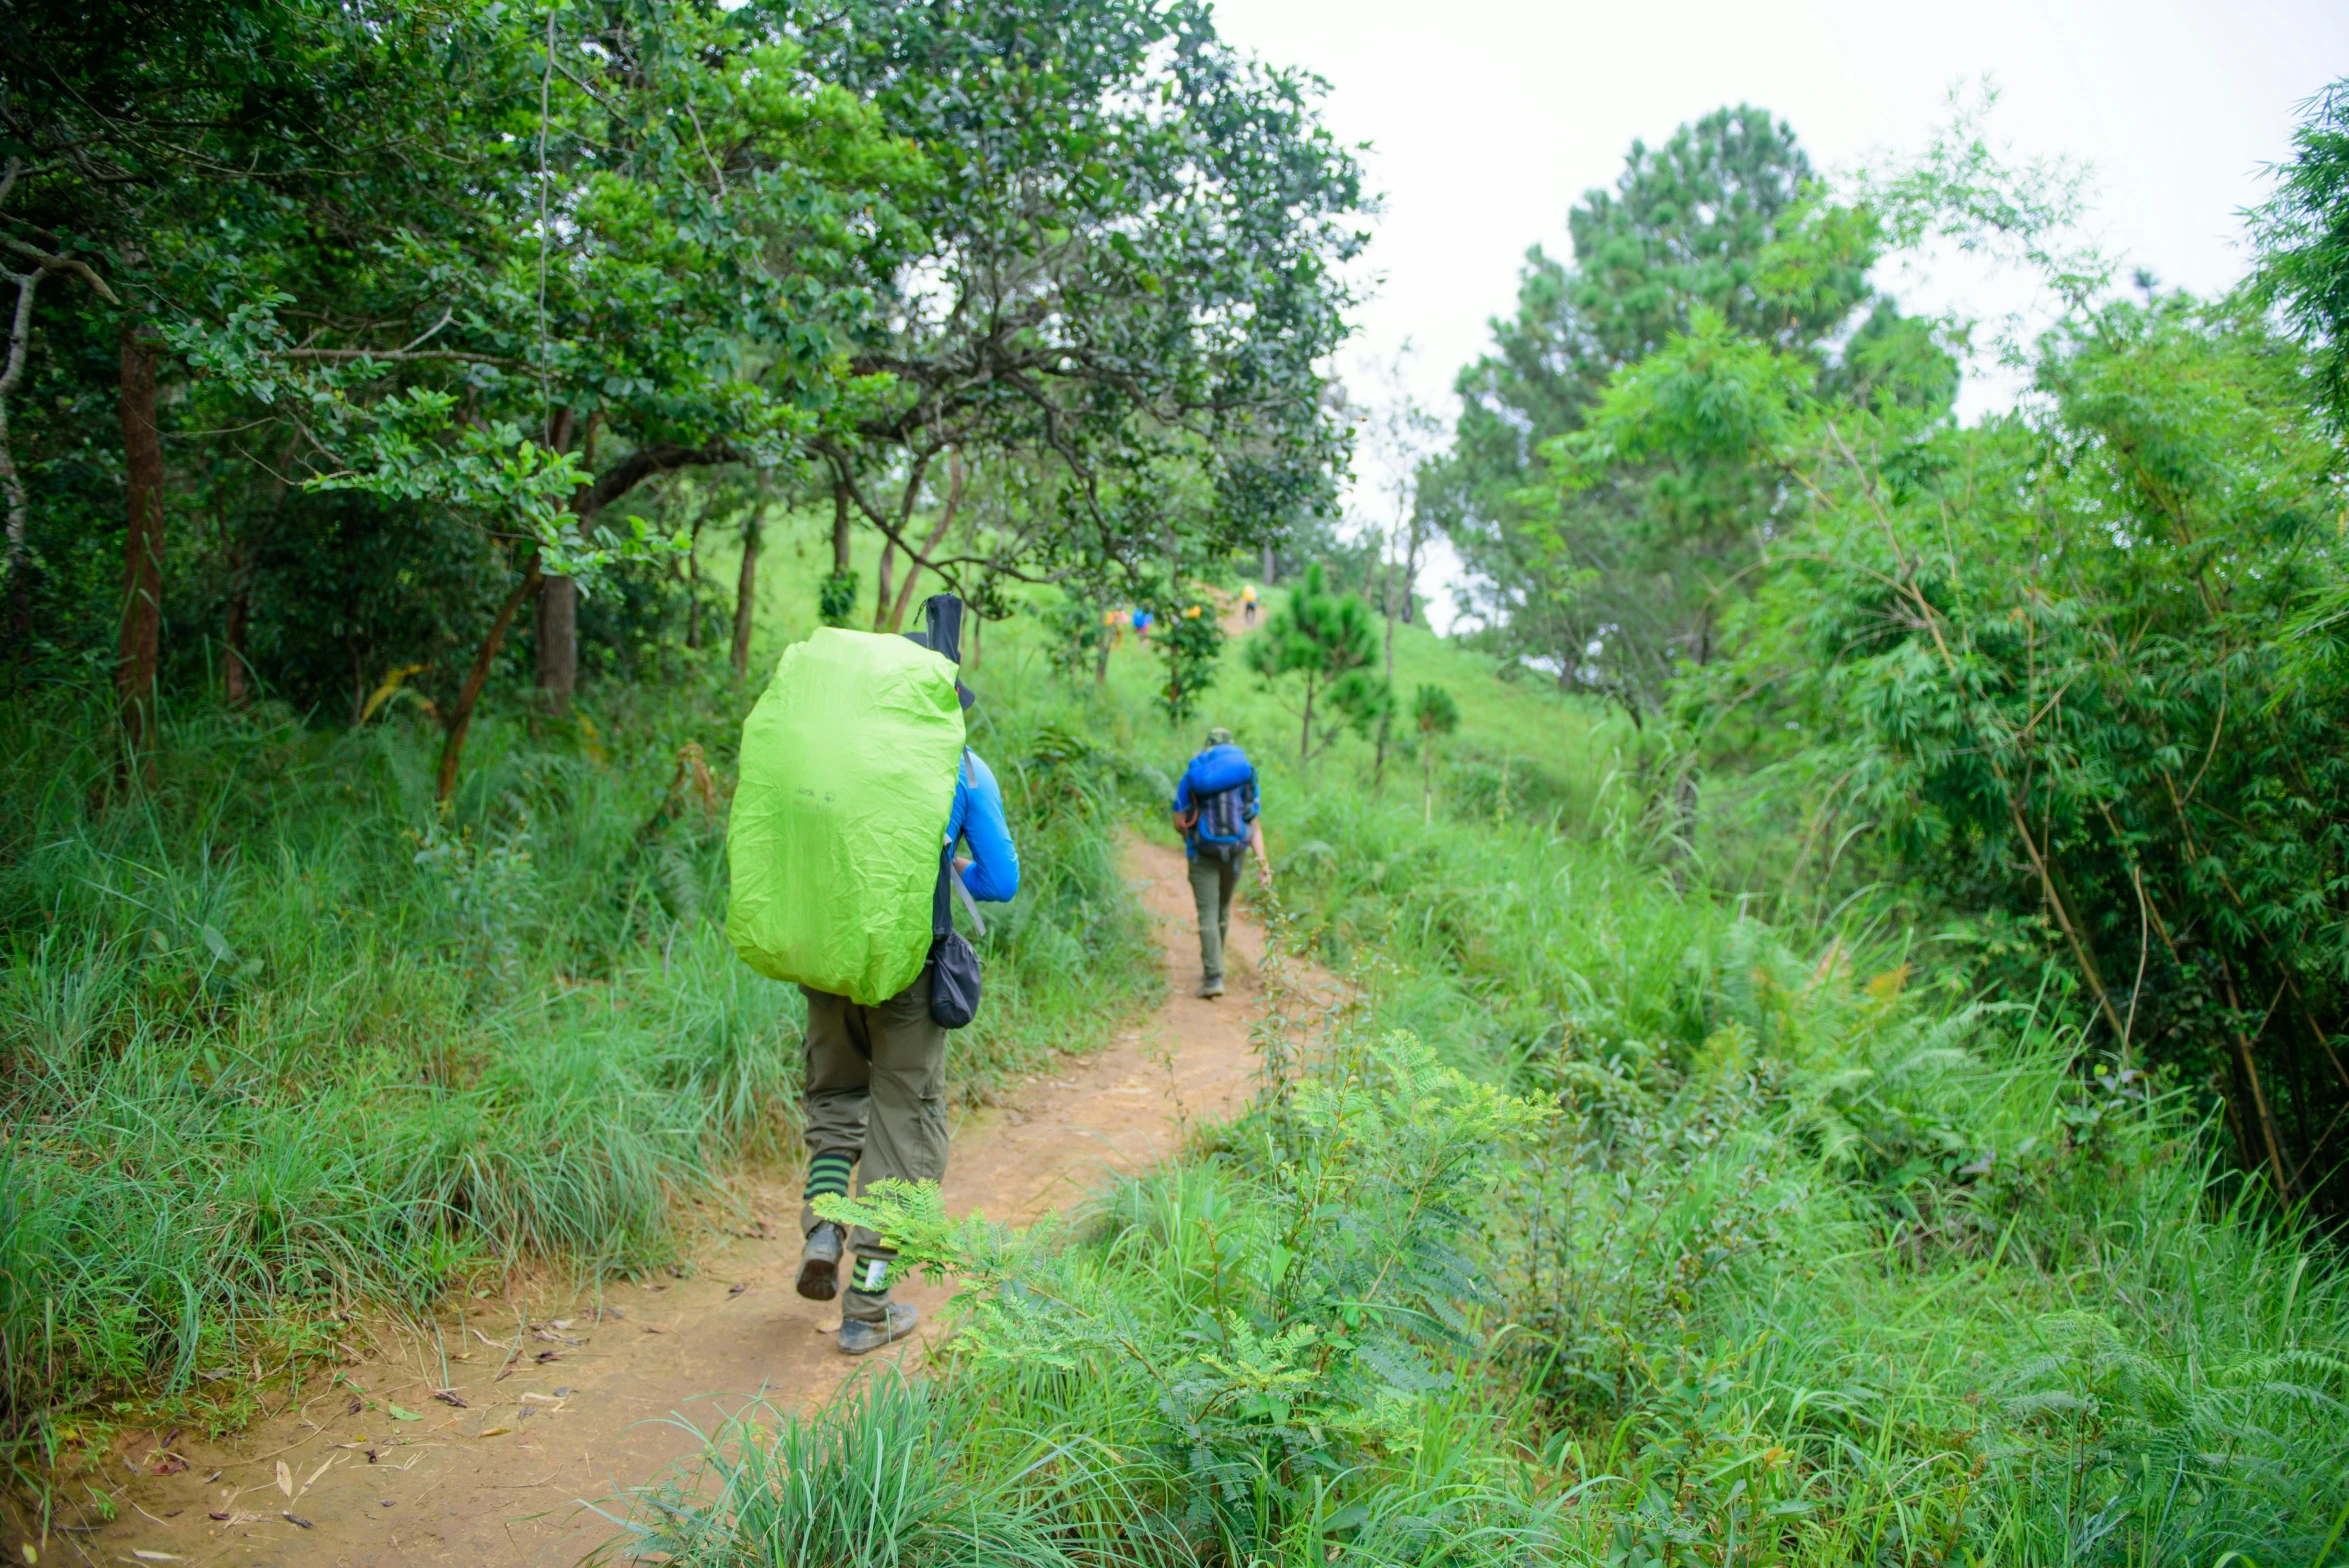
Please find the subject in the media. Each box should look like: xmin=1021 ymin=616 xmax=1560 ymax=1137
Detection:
xmin=1197 ymin=977 xmax=1226 ymax=999
xmin=837 ymin=1295 xmax=919 ymax=1355
xmin=796 ymin=1221 xmax=844 ymax=1302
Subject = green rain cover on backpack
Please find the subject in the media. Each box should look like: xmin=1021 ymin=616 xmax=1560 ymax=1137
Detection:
xmin=726 ymin=628 xmax=965 ymax=1003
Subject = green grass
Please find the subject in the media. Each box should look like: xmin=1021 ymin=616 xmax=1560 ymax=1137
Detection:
xmin=11 ymin=571 xmax=2347 ymax=1564
xmin=0 ymin=654 xmax=1159 ymax=1490
xmin=609 ymin=600 xmax=2349 ymax=1568
xmin=620 ymin=1030 xmax=1565 ymax=1568
xmin=1238 ymin=635 xmax=2349 ymax=1563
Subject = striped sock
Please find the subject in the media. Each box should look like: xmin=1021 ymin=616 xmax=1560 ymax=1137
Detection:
xmin=804 ymin=1150 xmax=854 ymax=1217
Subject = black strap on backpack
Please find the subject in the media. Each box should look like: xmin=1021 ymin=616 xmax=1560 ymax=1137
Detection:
xmin=927 ymin=774 xmax=982 ymax=1030
xmin=906 ymin=595 xmax=980 ymax=1026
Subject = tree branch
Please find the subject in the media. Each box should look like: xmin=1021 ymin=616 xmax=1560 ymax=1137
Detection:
xmin=578 ymin=439 xmax=747 ymax=519
xmin=0 ymin=235 xmax=119 ymax=304
xmin=282 ymin=348 xmax=518 ymax=365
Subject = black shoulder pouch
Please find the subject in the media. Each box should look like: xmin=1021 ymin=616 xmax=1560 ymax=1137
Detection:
xmin=928 ymin=838 xmax=982 ymax=1029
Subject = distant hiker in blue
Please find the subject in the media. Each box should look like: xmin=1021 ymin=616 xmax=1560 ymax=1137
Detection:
xmin=1170 ymin=726 xmax=1271 ymax=999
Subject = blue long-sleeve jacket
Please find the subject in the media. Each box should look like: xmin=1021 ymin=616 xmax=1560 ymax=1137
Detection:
xmin=946 ymin=749 xmax=1018 ymax=902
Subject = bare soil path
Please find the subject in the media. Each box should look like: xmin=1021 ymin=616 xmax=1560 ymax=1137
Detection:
xmin=85 ymin=836 xmax=1288 ymax=1568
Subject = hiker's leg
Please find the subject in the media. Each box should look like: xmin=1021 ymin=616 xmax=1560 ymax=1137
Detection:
xmin=1214 ymin=855 xmax=1237 ymax=954
xmin=1188 ymin=854 xmax=1226 ymax=989
xmin=798 ymin=986 xmax=873 ymax=1236
xmin=845 ymin=973 xmax=948 ymax=1296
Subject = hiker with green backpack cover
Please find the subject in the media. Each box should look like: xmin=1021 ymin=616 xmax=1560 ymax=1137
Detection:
xmin=726 ymin=595 xmax=1018 ymax=1355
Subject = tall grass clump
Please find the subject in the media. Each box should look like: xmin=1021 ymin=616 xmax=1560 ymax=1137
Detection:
xmin=624 ymin=1369 xmax=1092 ymax=1568
xmin=0 ymin=668 xmax=1156 ymax=1483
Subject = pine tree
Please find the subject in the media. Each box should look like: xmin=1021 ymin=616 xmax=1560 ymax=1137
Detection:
xmin=1411 ymin=684 xmax=1459 ymax=824
xmin=1244 ymin=564 xmax=1387 ymax=766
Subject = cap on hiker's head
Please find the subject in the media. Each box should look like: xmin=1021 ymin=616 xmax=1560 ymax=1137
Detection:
xmin=903 ymin=593 xmax=975 ymax=708
xmin=1206 ymin=726 xmax=1234 ymax=747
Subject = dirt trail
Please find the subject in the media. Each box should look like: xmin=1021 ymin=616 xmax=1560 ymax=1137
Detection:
xmin=89 ymin=836 xmax=1289 ymax=1568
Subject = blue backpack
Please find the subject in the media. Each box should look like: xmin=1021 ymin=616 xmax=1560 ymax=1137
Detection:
xmin=1182 ymin=745 xmax=1257 ymax=862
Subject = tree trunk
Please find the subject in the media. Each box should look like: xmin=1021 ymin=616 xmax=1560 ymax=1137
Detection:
xmin=223 ymin=557 xmax=250 ymax=708
xmin=870 ymin=452 xmax=940 ymax=630
xmin=440 ymin=559 xmax=542 ymax=803
xmin=1093 ymin=616 xmax=1111 ymax=687
xmin=2218 ymin=956 xmax=2295 ymax=1201
xmin=832 ymin=480 xmax=852 ymax=573
xmin=1298 ymin=672 xmax=1317 ymax=767
xmin=536 ymin=574 xmax=576 ymax=715
xmin=888 ymin=450 xmax=964 ymax=633
xmin=872 ymin=538 xmax=896 ymax=630
xmin=1 ymin=266 xmax=41 ymax=650
xmin=534 ymin=408 xmax=579 ymax=713
xmin=731 ymin=471 xmax=768 ymax=679
xmin=1262 ymin=543 xmax=1276 ymax=587
xmin=116 ymin=322 xmax=166 ymax=766
xmin=1400 ymin=508 xmax=1424 ymax=627
xmin=682 ymin=498 xmax=707 ymax=652
xmin=1374 ymin=553 xmax=1398 ymax=787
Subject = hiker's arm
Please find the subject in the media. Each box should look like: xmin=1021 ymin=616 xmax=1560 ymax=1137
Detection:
xmin=954 ymin=753 xmax=1020 ymax=903
xmin=1243 ymin=777 xmax=1270 ymax=884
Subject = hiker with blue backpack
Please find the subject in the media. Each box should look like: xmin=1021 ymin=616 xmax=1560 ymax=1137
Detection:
xmin=1171 ymin=726 xmax=1271 ymax=999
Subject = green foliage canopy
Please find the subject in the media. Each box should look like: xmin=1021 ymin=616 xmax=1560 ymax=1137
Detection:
xmin=795 ymin=0 xmax=1365 ymax=597
xmin=2253 ymin=79 xmax=2349 ymax=428
xmin=1563 ymin=125 xmax=2349 ymax=1207
xmin=1422 ymin=106 xmax=1953 ymax=714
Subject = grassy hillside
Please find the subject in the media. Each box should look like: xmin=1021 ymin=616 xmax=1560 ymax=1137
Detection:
xmin=9 ymin=577 xmax=2345 ymax=1562
xmin=639 ymin=594 xmax=2349 ymax=1566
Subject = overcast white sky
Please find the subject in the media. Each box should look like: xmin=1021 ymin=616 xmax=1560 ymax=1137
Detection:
xmin=1204 ymin=0 xmax=2349 ymax=625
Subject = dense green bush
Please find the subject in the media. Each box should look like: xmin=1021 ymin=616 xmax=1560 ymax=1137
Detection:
xmin=1286 ymin=752 xmax=2349 ymax=1563
xmin=1667 ymin=295 xmax=2349 ymax=1214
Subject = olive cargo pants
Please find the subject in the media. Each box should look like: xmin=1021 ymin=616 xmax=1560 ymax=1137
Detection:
xmin=798 ymin=973 xmax=949 ymax=1252
xmin=1189 ymin=852 xmax=1238 ymax=987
